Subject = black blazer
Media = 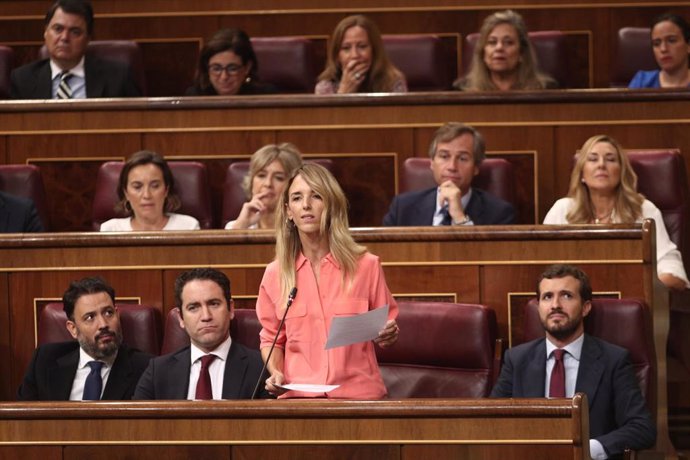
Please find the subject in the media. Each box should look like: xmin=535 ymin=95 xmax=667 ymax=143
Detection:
xmin=10 ymin=55 xmax=141 ymax=99
xmin=133 ymin=342 xmax=270 ymax=400
xmin=17 ymin=341 xmax=153 ymax=401
xmin=490 ymin=334 xmax=656 ymax=457
xmin=0 ymin=191 xmax=43 ymax=232
xmin=383 ymin=186 xmax=516 ymax=226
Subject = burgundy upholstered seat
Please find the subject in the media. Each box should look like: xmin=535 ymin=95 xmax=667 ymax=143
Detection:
xmin=38 ymin=302 xmax=161 ymax=356
xmin=382 ymin=34 xmax=456 ymax=91
xmin=91 ymin=160 xmax=214 ymax=230
xmin=522 ymin=298 xmax=656 ymax=411
xmin=0 ymin=164 xmax=50 ymax=230
xmin=39 ymin=40 xmax=146 ymax=95
xmin=0 ymin=45 xmax=14 ymax=99
xmin=221 ymin=158 xmax=335 ymax=228
xmin=160 ymin=307 xmax=260 ymax=355
xmin=251 ymin=37 xmax=318 ymax=93
xmin=375 ymin=301 xmax=499 ymax=398
xmin=399 ymin=157 xmax=516 ymax=208
xmin=610 ymin=27 xmax=656 ymax=87
xmin=463 ymin=31 xmax=569 ymax=88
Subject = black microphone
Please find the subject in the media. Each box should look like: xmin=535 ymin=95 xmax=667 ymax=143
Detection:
xmin=251 ymin=287 xmax=297 ymax=399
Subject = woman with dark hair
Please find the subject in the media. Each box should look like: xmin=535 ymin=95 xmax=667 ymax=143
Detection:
xmin=544 ymin=134 xmax=689 ymax=290
xmin=315 ymin=15 xmax=407 ymax=94
xmin=100 ymin=150 xmax=200 ymax=231
xmin=629 ymin=13 xmax=690 ymax=88
xmin=455 ymin=10 xmax=555 ymax=91
xmin=186 ymin=28 xmax=275 ymax=96
xmin=256 ymin=164 xmax=399 ymax=399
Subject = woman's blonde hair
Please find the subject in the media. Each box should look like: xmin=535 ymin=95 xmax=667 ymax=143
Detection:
xmin=456 ymin=9 xmax=554 ymax=91
xmin=318 ymin=14 xmax=404 ymax=92
xmin=243 ymin=143 xmax=303 ymax=199
xmin=274 ymin=163 xmax=366 ymax=304
xmin=566 ymin=134 xmax=644 ymax=223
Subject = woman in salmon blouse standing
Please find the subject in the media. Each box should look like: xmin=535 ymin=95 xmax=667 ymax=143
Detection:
xmin=256 ymin=164 xmax=399 ymax=399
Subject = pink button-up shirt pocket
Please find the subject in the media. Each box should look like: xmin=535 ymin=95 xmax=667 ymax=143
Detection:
xmin=332 ymin=298 xmax=369 ymax=316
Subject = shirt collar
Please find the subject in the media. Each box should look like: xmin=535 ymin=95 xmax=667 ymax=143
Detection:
xmin=189 ymin=333 xmax=232 ymax=364
xmin=50 ymin=56 xmax=86 ymax=80
xmin=78 ymin=344 xmax=116 ymax=368
xmin=545 ymin=332 xmax=584 ymax=361
xmin=434 ymin=187 xmax=473 ymax=217
xmin=295 ymin=251 xmax=339 ymax=271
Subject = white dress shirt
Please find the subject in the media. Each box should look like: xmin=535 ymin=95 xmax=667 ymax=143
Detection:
xmin=69 ymin=346 xmax=115 ymax=401
xmin=186 ymin=334 xmax=232 ymax=400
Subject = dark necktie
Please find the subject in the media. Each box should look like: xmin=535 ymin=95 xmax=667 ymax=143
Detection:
xmin=82 ymin=361 xmax=104 ymax=400
xmin=440 ymin=206 xmax=452 ymax=226
xmin=195 ymin=354 xmax=217 ymax=400
xmin=57 ymin=71 xmax=73 ymax=99
xmin=549 ymin=349 xmax=566 ymax=398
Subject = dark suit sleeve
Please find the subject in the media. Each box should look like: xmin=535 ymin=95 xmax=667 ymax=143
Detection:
xmin=132 ymin=359 xmax=156 ymax=400
xmin=16 ymin=348 xmax=41 ymax=401
xmin=490 ymin=348 xmax=515 ymax=397
xmin=25 ymin=201 xmax=44 ymax=232
xmin=495 ymin=201 xmax=516 ymax=224
xmin=9 ymin=70 xmax=22 ymax=100
xmin=382 ymin=196 xmax=401 ymax=226
xmin=120 ymin=65 xmax=142 ymax=97
xmin=594 ymin=352 xmax=656 ymax=456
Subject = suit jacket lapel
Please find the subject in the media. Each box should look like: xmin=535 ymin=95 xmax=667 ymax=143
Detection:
xmin=102 ymin=345 xmax=132 ymax=399
xmin=37 ymin=62 xmax=53 ymax=99
xmin=84 ymin=56 xmax=104 ymax=98
xmin=50 ymin=348 xmax=79 ymax=400
xmin=465 ymin=189 xmax=484 ymax=222
xmin=575 ymin=335 xmax=604 ymax=404
xmin=420 ymin=188 xmax=438 ymax=225
xmin=222 ymin=344 xmax=249 ymax=399
xmin=522 ymin=339 xmax=547 ymax=397
xmin=170 ymin=348 xmax=192 ymax=399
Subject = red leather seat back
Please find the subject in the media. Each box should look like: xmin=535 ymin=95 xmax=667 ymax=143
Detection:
xmin=39 ymin=40 xmax=146 ymax=95
xmin=463 ymin=31 xmax=569 ymax=88
xmin=0 ymin=164 xmax=50 ymax=230
xmin=161 ymin=307 xmax=260 ymax=355
xmin=611 ymin=27 xmax=656 ymax=87
xmin=400 ymin=157 xmax=516 ymax=207
xmin=38 ymin=302 xmax=161 ymax=355
xmin=376 ymin=301 xmax=498 ymax=398
xmin=91 ymin=160 xmax=214 ymax=229
xmin=0 ymin=45 xmax=14 ymax=99
xmin=523 ymin=298 xmax=655 ymax=406
xmin=627 ymin=150 xmax=689 ymax=267
xmin=382 ymin=34 xmax=456 ymax=91
xmin=221 ymin=158 xmax=335 ymax=227
xmin=251 ymin=37 xmax=318 ymax=93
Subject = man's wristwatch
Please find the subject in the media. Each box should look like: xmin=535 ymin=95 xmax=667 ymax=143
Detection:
xmin=452 ymin=215 xmax=473 ymax=226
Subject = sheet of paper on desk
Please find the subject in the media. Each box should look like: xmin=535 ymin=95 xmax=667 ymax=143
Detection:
xmin=276 ymin=383 xmax=340 ymax=393
xmin=324 ymin=304 xmax=389 ymax=350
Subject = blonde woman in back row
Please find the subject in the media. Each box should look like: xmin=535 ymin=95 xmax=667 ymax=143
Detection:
xmin=544 ymin=134 xmax=689 ymax=290
xmin=225 ymin=143 xmax=303 ymax=230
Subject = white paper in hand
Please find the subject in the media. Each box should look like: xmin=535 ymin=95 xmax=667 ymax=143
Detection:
xmin=276 ymin=383 xmax=340 ymax=393
xmin=325 ymin=304 xmax=389 ymax=350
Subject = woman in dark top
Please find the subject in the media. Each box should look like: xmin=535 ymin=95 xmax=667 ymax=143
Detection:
xmin=186 ymin=28 xmax=276 ymax=96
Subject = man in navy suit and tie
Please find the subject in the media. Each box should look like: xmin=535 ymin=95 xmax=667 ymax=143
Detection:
xmin=383 ymin=122 xmax=515 ymax=226
xmin=10 ymin=0 xmax=140 ymax=100
xmin=134 ymin=268 xmax=269 ymax=400
xmin=18 ymin=277 xmax=152 ymax=400
xmin=491 ymin=265 xmax=655 ymax=459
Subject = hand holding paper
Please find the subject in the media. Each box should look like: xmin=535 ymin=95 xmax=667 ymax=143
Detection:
xmin=325 ymin=304 xmax=389 ymax=349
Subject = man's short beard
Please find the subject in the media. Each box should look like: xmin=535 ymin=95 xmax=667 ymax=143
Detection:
xmin=79 ymin=329 xmax=122 ymax=360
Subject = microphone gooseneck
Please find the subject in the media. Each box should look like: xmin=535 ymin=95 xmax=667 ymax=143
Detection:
xmin=251 ymin=287 xmax=297 ymax=399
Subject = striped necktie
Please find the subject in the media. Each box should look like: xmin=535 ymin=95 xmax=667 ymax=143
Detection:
xmin=57 ymin=71 xmax=73 ymax=99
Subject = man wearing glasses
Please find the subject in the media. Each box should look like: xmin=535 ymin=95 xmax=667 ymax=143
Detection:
xmin=10 ymin=0 xmax=141 ymax=99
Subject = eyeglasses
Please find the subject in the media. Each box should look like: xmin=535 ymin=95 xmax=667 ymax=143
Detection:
xmin=208 ymin=63 xmax=244 ymax=76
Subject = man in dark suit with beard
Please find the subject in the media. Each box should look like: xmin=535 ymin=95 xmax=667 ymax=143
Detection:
xmin=491 ymin=265 xmax=655 ymax=459
xmin=383 ymin=122 xmax=515 ymax=227
xmin=10 ymin=0 xmax=140 ymax=100
xmin=18 ymin=277 xmax=152 ymax=400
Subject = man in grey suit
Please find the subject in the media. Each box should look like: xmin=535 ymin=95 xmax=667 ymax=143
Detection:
xmin=134 ymin=268 xmax=269 ymax=400
xmin=491 ymin=264 xmax=655 ymax=459
xmin=10 ymin=0 xmax=140 ymax=100
xmin=18 ymin=276 xmax=152 ymax=400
